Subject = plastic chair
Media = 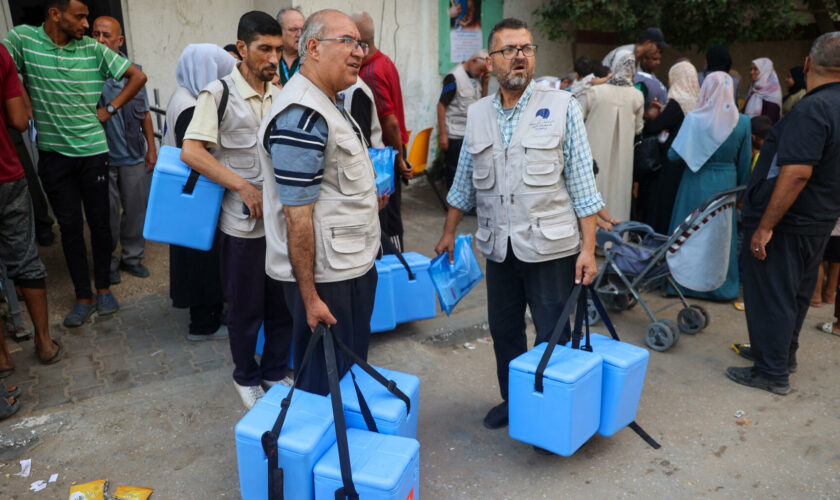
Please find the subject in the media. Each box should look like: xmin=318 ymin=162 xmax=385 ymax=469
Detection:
xmin=407 ymin=128 xmax=432 ymax=174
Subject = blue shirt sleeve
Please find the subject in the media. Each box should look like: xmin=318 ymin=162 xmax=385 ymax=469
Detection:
xmin=268 ymin=105 xmax=329 ymax=206
xmin=563 ymin=98 xmax=604 ymax=217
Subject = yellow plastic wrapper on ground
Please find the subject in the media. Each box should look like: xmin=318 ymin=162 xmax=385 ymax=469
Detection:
xmin=113 ymin=485 xmax=154 ymax=499
xmin=68 ymin=479 xmax=107 ymax=500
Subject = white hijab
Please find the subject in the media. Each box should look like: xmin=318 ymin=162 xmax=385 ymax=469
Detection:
xmin=176 ymin=43 xmax=237 ymax=98
xmin=607 ymin=50 xmax=635 ymax=87
xmin=671 ymin=71 xmax=739 ymax=172
xmin=667 ymin=61 xmax=700 ymax=116
xmin=744 ymin=57 xmax=783 ymax=117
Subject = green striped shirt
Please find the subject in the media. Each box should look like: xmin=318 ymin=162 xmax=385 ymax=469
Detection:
xmin=2 ymin=24 xmax=130 ymax=157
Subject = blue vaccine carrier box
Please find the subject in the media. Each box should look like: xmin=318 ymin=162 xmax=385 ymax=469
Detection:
xmin=508 ymin=343 xmax=603 ymax=456
xmin=339 ymin=364 xmax=420 ymax=439
xmin=380 ymin=253 xmax=436 ymax=324
xmin=143 ymin=145 xmax=224 ymax=251
xmin=370 ymin=260 xmax=397 ymax=333
xmin=235 ymin=385 xmax=335 ymax=500
xmin=567 ymin=333 xmax=649 ymax=437
xmin=313 ymin=428 xmax=420 ymax=500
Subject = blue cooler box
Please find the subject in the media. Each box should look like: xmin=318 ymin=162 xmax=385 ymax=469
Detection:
xmin=143 ymin=145 xmax=224 ymax=251
xmin=508 ymin=343 xmax=603 ymax=456
xmin=380 ymin=253 xmax=436 ymax=324
xmin=313 ymin=428 xmax=420 ymax=500
xmin=568 ymin=333 xmax=649 ymax=437
xmin=340 ymin=365 xmax=420 ymax=438
xmin=235 ymin=385 xmax=335 ymax=500
xmin=371 ymin=260 xmax=397 ymax=333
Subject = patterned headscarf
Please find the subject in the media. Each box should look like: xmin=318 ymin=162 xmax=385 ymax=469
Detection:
xmin=667 ymin=61 xmax=700 ymax=116
xmin=744 ymin=57 xmax=783 ymax=117
xmin=607 ymin=50 xmax=635 ymax=87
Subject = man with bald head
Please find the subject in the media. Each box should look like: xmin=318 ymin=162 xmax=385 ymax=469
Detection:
xmin=92 ymin=16 xmax=156 ymax=284
xmin=352 ymin=10 xmax=410 ymax=252
xmin=275 ymin=7 xmax=305 ymax=85
xmin=258 ymin=9 xmax=380 ymax=395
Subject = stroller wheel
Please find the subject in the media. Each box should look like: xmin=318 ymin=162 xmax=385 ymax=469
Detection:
xmin=659 ymin=318 xmax=680 ymax=343
xmin=586 ymin=299 xmax=601 ymax=326
xmin=678 ymin=307 xmax=705 ymax=334
xmin=645 ymin=321 xmax=676 ymax=351
xmin=690 ymin=305 xmax=710 ymax=328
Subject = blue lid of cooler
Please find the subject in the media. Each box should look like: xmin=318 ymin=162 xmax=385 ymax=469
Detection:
xmin=567 ymin=333 xmax=649 ymax=369
xmin=509 ymin=342 xmax=603 ymax=384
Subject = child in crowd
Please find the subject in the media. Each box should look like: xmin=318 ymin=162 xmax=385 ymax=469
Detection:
xmin=811 ymin=217 xmax=840 ymax=309
xmin=593 ymin=161 xmax=620 ymax=231
xmin=749 ymin=115 xmax=773 ymax=173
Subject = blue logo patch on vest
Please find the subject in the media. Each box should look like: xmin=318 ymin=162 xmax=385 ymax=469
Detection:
xmin=536 ymin=108 xmax=550 ymax=119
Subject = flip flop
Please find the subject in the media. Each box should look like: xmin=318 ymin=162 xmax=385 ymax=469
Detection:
xmin=816 ymin=322 xmax=840 ymax=337
xmin=732 ymin=302 xmax=745 ymax=311
xmin=38 ymin=339 xmax=63 ymax=365
xmin=810 ymin=301 xmax=822 ymax=308
xmin=1 ymin=385 xmax=21 ymax=398
xmin=0 ymin=396 xmax=20 ymax=420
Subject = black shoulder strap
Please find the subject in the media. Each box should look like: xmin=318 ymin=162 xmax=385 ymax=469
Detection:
xmin=181 ymin=79 xmax=230 ymax=195
xmin=534 ymin=284 xmax=581 ymax=393
xmin=380 ymin=233 xmax=415 ymax=281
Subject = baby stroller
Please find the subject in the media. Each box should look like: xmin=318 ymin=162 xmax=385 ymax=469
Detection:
xmin=588 ymin=186 xmax=745 ymax=352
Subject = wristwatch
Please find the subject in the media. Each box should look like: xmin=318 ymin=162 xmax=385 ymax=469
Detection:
xmin=106 ymin=103 xmax=117 ymax=114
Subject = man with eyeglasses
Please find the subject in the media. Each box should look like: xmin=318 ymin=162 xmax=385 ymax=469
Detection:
xmin=257 ymin=9 xmax=381 ymax=395
xmin=275 ymin=7 xmax=305 ymax=86
xmin=435 ymin=18 xmax=603 ymax=436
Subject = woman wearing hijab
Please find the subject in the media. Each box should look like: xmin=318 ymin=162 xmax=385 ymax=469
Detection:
xmin=744 ymin=58 xmax=783 ymax=123
xmin=637 ymin=60 xmax=700 ymax=234
xmin=667 ymin=72 xmax=751 ymax=300
xmin=579 ymin=50 xmax=644 ymax=221
xmin=782 ymin=66 xmax=807 ymax=116
xmin=697 ymin=44 xmax=740 ymax=94
xmin=163 ymin=44 xmax=237 ymax=341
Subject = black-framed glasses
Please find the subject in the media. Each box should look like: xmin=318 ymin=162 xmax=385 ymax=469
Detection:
xmin=489 ymin=44 xmax=538 ymax=59
xmin=316 ymin=37 xmax=369 ymax=55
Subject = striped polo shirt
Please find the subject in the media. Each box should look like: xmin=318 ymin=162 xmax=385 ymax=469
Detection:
xmin=2 ymin=24 xmax=130 ymax=157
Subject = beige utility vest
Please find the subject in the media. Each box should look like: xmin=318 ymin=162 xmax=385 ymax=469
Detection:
xmin=258 ymin=73 xmax=381 ymax=283
xmin=444 ymin=63 xmax=482 ymax=139
xmin=465 ymin=86 xmax=581 ymax=263
xmin=205 ymin=75 xmax=279 ymax=238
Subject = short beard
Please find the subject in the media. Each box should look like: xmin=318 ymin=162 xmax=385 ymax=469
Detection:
xmin=498 ymin=59 xmax=532 ymax=90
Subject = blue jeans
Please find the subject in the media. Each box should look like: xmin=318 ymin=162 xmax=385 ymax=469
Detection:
xmin=486 ymin=244 xmax=577 ymax=400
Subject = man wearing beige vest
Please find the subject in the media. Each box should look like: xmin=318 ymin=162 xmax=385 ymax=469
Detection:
xmin=435 ymin=18 xmax=603 ymax=434
xmin=438 ymin=50 xmax=489 ymax=187
xmin=258 ymin=9 xmax=380 ymax=396
xmin=181 ymin=12 xmax=292 ymax=409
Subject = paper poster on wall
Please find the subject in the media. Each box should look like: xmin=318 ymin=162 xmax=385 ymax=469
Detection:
xmin=439 ymin=0 xmax=502 ymax=75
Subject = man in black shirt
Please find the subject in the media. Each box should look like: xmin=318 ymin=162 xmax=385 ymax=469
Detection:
xmin=728 ymin=32 xmax=840 ymax=395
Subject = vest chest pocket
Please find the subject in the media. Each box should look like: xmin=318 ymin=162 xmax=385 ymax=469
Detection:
xmin=529 ymin=208 xmax=578 ymax=255
xmin=521 ymin=134 xmax=562 ymax=187
xmin=336 ymin=135 xmax=370 ymax=195
xmin=226 ymin=155 xmax=261 ymax=181
xmin=322 ymin=220 xmax=371 ymax=270
xmin=220 ymin=129 xmax=258 ymax=149
xmin=466 ymin=140 xmax=495 ymax=190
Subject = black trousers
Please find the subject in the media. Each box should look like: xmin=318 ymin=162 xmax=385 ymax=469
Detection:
xmin=486 ymin=245 xmax=576 ymax=400
xmin=37 ymin=150 xmax=111 ymax=299
xmin=443 ymin=137 xmax=464 ymax=188
xmin=219 ymin=234 xmax=293 ymax=386
xmin=742 ymin=227 xmax=828 ymax=383
xmin=282 ymin=266 xmax=377 ymax=396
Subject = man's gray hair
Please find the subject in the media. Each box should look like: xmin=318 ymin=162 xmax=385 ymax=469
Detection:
xmin=471 ymin=49 xmax=488 ymax=60
xmin=276 ymin=6 xmax=303 ymax=27
xmin=810 ymin=31 xmax=840 ymax=69
xmin=298 ymin=9 xmax=332 ymax=63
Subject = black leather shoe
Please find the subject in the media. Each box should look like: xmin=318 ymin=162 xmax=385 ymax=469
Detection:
xmin=119 ymin=261 xmax=150 ymax=278
xmin=732 ymin=344 xmax=797 ymax=373
xmin=725 ymin=366 xmax=789 ymax=395
xmin=483 ymin=401 xmax=508 ymax=429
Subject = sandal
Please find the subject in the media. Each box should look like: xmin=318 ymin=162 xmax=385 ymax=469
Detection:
xmin=38 ymin=339 xmax=63 ymax=365
xmin=1 ymin=396 xmax=20 ymax=420
xmin=816 ymin=322 xmax=840 ymax=337
xmin=1 ymin=385 xmax=21 ymax=398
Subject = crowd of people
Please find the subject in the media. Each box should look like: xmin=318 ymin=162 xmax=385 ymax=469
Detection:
xmin=1 ymin=0 xmax=839 ymax=430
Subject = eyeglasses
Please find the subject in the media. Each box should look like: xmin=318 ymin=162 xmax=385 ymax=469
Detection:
xmin=489 ymin=44 xmax=538 ymax=60
xmin=316 ymin=37 xmax=369 ymax=55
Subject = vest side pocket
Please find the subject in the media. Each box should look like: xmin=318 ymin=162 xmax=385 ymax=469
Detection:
xmin=523 ymin=161 xmax=561 ymax=187
xmin=474 ymin=201 xmax=495 ymax=256
xmin=528 ymin=208 xmax=579 ymax=255
xmin=521 ymin=133 xmax=562 ymax=188
xmin=337 ymin=161 xmax=368 ymax=195
xmin=321 ymin=218 xmax=373 ymax=271
xmin=225 ymin=155 xmax=261 ymax=181
xmin=335 ymin=134 xmax=370 ymax=195
xmin=466 ymin=141 xmax=495 ymax=190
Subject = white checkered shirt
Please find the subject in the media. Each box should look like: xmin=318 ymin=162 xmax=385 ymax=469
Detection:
xmin=446 ymin=80 xmax=604 ymax=217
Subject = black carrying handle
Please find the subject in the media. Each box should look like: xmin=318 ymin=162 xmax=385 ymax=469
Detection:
xmin=534 ymin=284 xmax=581 ymax=393
xmin=322 ymin=325 xmax=359 ymax=500
xmin=182 ymin=79 xmax=229 ymax=196
xmin=379 ymin=232 xmax=416 ymax=281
